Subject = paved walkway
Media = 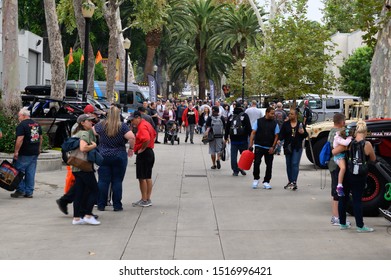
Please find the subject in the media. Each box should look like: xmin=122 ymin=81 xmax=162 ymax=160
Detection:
xmin=0 ymin=132 xmax=390 ymax=260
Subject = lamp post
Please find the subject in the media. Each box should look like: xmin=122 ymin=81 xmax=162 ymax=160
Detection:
xmin=123 ymin=38 xmax=131 ymax=103
xmin=241 ymin=59 xmax=247 ymax=105
xmin=81 ymin=0 xmax=96 ymax=102
xmin=153 ymin=65 xmax=158 ymax=96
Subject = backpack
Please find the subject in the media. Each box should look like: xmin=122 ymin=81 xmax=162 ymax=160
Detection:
xmin=305 ymin=107 xmax=313 ymax=124
xmin=347 ymin=140 xmax=368 ymax=176
xmin=319 ymin=141 xmax=332 ymax=167
xmin=229 ymin=112 xmax=245 ymax=136
xmin=211 ymin=116 xmax=224 ymax=138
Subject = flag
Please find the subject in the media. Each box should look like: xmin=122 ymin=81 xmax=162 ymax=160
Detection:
xmin=95 ymin=51 xmax=102 ymax=64
xmin=148 ymin=74 xmax=157 ymax=102
xmin=67 ymin=48 xmax=74 ymax=66
xmin=80 ymin=54 xmax=84 ymax=63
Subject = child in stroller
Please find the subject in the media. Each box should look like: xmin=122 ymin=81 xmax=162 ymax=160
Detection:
xmin=164 ymin=120 xmax=180 ymax=145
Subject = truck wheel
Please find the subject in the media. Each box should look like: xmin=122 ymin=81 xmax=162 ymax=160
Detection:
xmin=312 ymin=137 xmax=328 ymax=169
xmin=306 ymin=142 xmax=314 ymax=163
xmin=347 ymin=160 xmax=391 ymax=217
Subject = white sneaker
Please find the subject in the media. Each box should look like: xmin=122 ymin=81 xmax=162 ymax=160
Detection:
xmin=83 ymin=216 xmax=101 ymax=225
xmin=252 ymin=180 xmax=259 ymax=189
xmin=263 ymin=182 xmax=272 ymax=189
xmin=72 ymin=218 xmax=86 ymax=225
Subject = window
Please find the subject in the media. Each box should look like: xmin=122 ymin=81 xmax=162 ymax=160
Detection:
xmin=136 ymin=92 xmax=145 ymax=103
xmin=326 ymin=99 xmax=340 ymax=109
xmin=309 ymin=100 xmax=322 ymax=109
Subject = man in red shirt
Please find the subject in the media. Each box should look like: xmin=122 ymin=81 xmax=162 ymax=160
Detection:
xmin=129 ymin=111 xmax=157 ymax=207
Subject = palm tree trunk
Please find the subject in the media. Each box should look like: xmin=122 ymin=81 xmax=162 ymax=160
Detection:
xmin=1 ymin=0 xmax=21 ymax=117
xmin=103 ymin=0 xmax=120 ymax=103
xmin=44 ymin=0 xmax=65 ymax=100
xmin=198 ymin=48 xmax=207 ymax=100
xmin=370 ymin=7 xmax=391 ymax=118
xmin=144 ymin=46 xmax=156 ymax=81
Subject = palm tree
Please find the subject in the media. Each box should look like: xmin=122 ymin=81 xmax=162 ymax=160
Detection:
xmin=210 ymin=3 xmax=263 ymax=61
xmin=168 ymin=0 xmax=223 ymax=100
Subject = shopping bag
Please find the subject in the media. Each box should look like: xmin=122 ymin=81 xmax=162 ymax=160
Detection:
xmin=225 ymin=142 xmax=231 ymax=161
xmin=0 ymin=160 xmax=24 ymax=191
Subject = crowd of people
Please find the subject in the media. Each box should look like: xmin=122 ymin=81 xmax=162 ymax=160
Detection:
xmin=3 ymin=97 xmax=377 ymax=232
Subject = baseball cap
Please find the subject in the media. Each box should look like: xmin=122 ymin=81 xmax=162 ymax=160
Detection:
xmin=77 ymin=114 xmax=95 ymax=124
xmin=83 ymin=104 xmax=95 ymax=114
xmin=127 ymin=111 xmax=142 ymax=121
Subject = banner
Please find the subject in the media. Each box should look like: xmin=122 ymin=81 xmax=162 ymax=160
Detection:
xmin=148 ymin=74 xmax=157 ymax=102
xmin=209 ymin=80 xmax=215 ymax=105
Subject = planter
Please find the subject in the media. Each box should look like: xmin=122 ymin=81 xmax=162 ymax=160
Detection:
xmin=0 ymin=150 xmax=63 ymax=172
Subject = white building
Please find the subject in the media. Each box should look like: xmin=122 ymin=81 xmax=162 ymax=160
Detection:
xmin=0 ymin=2 xmax=51 ymax=91
xmin=327 ymin=30 xmax=366 ymax=96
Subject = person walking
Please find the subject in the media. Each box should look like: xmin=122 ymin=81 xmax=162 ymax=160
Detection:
xmin=248 ymin=107 xmax=279 ymax=189
xmin=93 ymin=106 xmax=135 ymax=212
xmin=302 ymin=100 xmax=313 ymax=126
xmin=205 ymin=106 xmax=226 ymax=169
xmin=182 ymin=102 xmax=199 ymax=144
xmin=274 ymin=102 xmax=287 ymax=155
xmin=70 ymin=114 xmax=100 ymax=225
xmin=335 ymin=120 xmax=376 ymax=232
xmin=245 ymin=100 xmax=264 ymax=125
xmin=278 ymin=109 xmax=308 ymax=190
xmin=10 ymin=108 xmax=43 ymax=198
xmin=129 ymin=111 xmax=157 ymax=207
xmin=199 ymin=106 xmax=211 ymax=134
xmin=176 ymin=100 xmax=187 ymax=132
xmin=224 ymin=103 xmax=252 ymax=176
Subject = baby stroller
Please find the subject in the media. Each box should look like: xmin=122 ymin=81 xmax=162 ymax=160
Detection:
xmin=164 ymin=120 xmax=180 ymax=145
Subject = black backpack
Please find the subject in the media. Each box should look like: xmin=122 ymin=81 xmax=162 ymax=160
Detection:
xmin=229 ymin=112 xmax=245 ymax=136
xmin=347 ymin=140 xmax=368 ymax=176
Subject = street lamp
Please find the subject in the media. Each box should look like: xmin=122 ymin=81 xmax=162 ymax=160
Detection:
xmin=123 ymin=38 xmax=131 ymax=104
xmin=241 ymin=59 xmax=247 ymax=105
xmin=81 ymin=0 xmax=96 ymax=102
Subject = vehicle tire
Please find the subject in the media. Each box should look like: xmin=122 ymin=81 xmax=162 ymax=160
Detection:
xmin=177 ymin=137 xmax=180 ymax=144
xmin=171 ymin=138 xmax=174 ymax=145
xmin=164 ymin=136 xmax=167 ymax=144
xmin=305 ymin=141 xmax=314 ymax=163
xmin=312 ymin=137 xmax=328 ymax=169
xmin=347 ymin=159 xmax=391 ymax=217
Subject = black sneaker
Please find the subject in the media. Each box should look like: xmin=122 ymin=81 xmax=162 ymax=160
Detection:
xmin=292 ymin=184 xmax=298 ymax=191
xmin=239 ymin=169 xmax=246 ymax=176
xmin=56 ymin=199 xmax=68 ymax=215
xmin=216 ymin=160 xmax=221 ymax=169
xmin=10 ymin=191 xmax=25 ymax=198
xmin=185 ymin=137 xmax=188 ymax=143
xmin=24 ymin=194 xmax=33 ymax=198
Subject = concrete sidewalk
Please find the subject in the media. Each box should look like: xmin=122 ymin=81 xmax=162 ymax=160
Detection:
xmin=0 ymin=132 xmax=390 ymax=260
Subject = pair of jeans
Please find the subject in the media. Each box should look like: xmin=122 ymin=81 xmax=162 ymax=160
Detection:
xmin=284 ymin=148 xmax=303 ymax=183
xmin=14 ymin=155 xmax=38 ymax=195
xmin=230 ymin=141 xmax=248 ymax=173
xmin=185 ymin=124 xmax=196 ymax=141
xmin=73 ymin=171 xmax=98 ymax=218
xmin=338 ymin=172 xmax=366 ymax=228
xmin=253 ymin=147 xmax=274 ymax=183
xmin=97 ymin=152 xmax=128 ymax=210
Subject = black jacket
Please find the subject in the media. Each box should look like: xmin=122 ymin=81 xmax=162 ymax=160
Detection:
xmin=278 ymin=120 xmax=308 ymax=151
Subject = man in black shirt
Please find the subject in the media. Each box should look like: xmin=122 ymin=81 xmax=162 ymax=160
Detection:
xmin=11 ymin=108 xmax=42 ymax=198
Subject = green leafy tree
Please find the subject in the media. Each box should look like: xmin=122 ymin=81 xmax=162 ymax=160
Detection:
xmin=338 ymin=46 xmax=373 ymax=99
xmin=228 ymin=0 xmax=336 ymax=102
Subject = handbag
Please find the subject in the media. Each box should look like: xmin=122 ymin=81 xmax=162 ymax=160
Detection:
xmin=284 ymin=143 xmax=293 ymax=155
xmin=202 ymin=134 xmax=209 ymax=144
xmin=0 ymin=160 xmax=25 ymax=191
xmin=67 ymin=148 xmax=93 ymax=172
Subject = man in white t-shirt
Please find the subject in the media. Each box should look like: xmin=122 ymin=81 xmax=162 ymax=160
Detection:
xmin=245 ymin=100 xmax=264 ymax=125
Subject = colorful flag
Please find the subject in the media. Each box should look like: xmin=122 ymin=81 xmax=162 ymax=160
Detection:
xmin=67 ymin=48 xmax=74 ymax=66
xmin=95 ymin=51 xmax=102 ymax=64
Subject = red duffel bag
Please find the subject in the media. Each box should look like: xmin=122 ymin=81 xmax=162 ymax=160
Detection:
xmin=238 ymin=150 xmax=255 ymax=171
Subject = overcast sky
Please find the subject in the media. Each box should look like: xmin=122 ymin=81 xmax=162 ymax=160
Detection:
xmin=256 ymin=0 xmax=325 ymax=22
